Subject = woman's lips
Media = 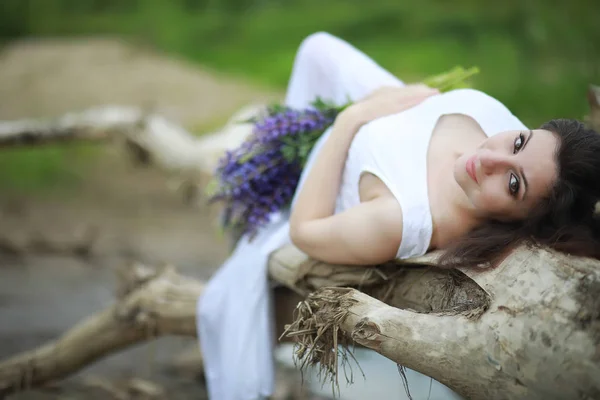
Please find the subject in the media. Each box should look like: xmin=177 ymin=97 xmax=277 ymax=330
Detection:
xmin=467 ymin=156 xmax=478 ymax=184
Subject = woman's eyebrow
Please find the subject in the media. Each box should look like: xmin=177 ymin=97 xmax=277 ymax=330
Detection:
xmin=521 ymin=130 xmax=534 ymax=201
xmin=523 ymin=130 xmax=534 ymax=150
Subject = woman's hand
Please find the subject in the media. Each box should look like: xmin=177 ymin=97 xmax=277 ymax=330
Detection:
xmin=339 ymin=84 xmax=440 ymax=130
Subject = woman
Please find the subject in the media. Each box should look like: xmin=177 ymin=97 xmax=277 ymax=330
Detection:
xmin=197 ymin=32 xmax=600 ymax=400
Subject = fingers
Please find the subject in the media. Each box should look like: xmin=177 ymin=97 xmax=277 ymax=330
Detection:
xmin=351 ymin=83 xmax=440 ymax=125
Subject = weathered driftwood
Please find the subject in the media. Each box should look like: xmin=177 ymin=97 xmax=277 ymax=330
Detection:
xmin=0 ymin=262 xmax=204 ymax=396
xmin=0 ymin=105 xmax=261 ymax=172
xmin=0 ymin=258 xmax=307 ymax=397
xmin=268 ymin=244 xmax=489 ymax=316
xmin=80 ymin=376 xmax=165 ymax=400
xmin=272 ymin=245 xmax=600 ymax=400
xmin=0 ymin=104 xmax=264 ymax=204
xmin=0 ymin=243 xmax=598 ymax=399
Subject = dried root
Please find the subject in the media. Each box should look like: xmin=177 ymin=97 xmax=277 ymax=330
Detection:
xmin=279 ymin=287 xmax=364 ymax=397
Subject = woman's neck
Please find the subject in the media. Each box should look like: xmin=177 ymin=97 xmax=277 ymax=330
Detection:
xmin=430 ymin=153 xmax=484 ymax=248
xmin=428 ymin=124 xmax=488 ymax=248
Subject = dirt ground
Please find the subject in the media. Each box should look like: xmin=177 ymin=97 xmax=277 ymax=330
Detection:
xmin=0 ymin=37 xmax=322 ymax=399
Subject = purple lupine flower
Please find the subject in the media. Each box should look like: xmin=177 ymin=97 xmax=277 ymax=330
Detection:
xmin=207 ymin=100 xmax=346 ymax=238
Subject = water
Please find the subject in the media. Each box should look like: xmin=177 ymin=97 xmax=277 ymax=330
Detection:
xmin=275 ymin=344 xmax=464 ymax=400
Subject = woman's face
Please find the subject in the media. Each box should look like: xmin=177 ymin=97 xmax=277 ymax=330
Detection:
xmin=454 ymin=129 xmax=560 ymax=220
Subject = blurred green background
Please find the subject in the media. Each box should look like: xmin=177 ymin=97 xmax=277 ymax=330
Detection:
xmin=0 ymin=0 xmax=598 ymax=191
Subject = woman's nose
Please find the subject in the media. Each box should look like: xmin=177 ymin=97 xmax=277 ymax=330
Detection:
xmin=479 ymin=150 xmax=513 ymax=174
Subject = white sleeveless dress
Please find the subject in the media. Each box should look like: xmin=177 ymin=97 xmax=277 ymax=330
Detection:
xmin=197 ymin=33 xmax=528 ymax=400
xmin=322 ymin=88 xmax=528 ymax=258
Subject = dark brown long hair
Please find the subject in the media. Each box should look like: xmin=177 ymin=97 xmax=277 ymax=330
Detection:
xmin=438 ymin=118 xmax=600 ymax=269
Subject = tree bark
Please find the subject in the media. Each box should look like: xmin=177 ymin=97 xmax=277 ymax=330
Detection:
xmin=0 ymin=105 xmax=263 ymax=204
xmin=268 ymin=244 xmax=490 ymax=316
xmin=1 ymin=239 xmax=599 ymax=399
xmin=0 ymin=105 xmax=260 ymax=174
xmin=0 ymin=260 xmax=303 ymax=397
xmin=0 ymin=263 xmax=203 ymax=397
xmin=279 ymin=245 xmax=600 ymax=400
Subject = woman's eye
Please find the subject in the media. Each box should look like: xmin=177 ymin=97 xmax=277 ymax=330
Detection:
xmin=513 ymin=133 xmax=525 ymax=154
xmin=509 ymin=173 xmax=520 ymax=196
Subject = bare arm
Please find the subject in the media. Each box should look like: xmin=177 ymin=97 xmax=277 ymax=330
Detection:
xmin=289 ymin=85 xmax=439 ymax=265
xmin=291 ymin=196 xmax=404 ymax=265
xmin=289 ymin=115 xmax=358 ymax=228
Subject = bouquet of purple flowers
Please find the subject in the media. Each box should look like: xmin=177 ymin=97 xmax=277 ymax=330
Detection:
xmin=206 ymin=66 xmax=479 ymax=239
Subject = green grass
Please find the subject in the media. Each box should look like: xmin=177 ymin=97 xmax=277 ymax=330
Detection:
xmin=0 ymin=143 xmax=100 ymax=194
xmin=15 ymin=0 xmax=596 ymax=124
xmin=0 ymin=0 xmax=598 ymax=191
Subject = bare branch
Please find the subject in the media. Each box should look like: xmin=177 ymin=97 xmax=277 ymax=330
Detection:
xmin=0 ymin=263 xmax=203 ymax=397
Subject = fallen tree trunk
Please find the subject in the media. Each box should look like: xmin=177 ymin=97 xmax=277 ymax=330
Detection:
xmin=2 ymin=244 xmax=598 ymax=399
xmin=268 ymin=244 xmax=490 ymax=316
xmin=0 ymin=105 xmax=264 ymax=204
xmin=0 ymin=259 xmax=305 ymax=397
xmin=278 ymin=246 xmax=600 ymax=400
xmin=0 ymin=262 xmax=204 ymax=396
xmin=0 ymin=105 xmax=262 ymax=174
